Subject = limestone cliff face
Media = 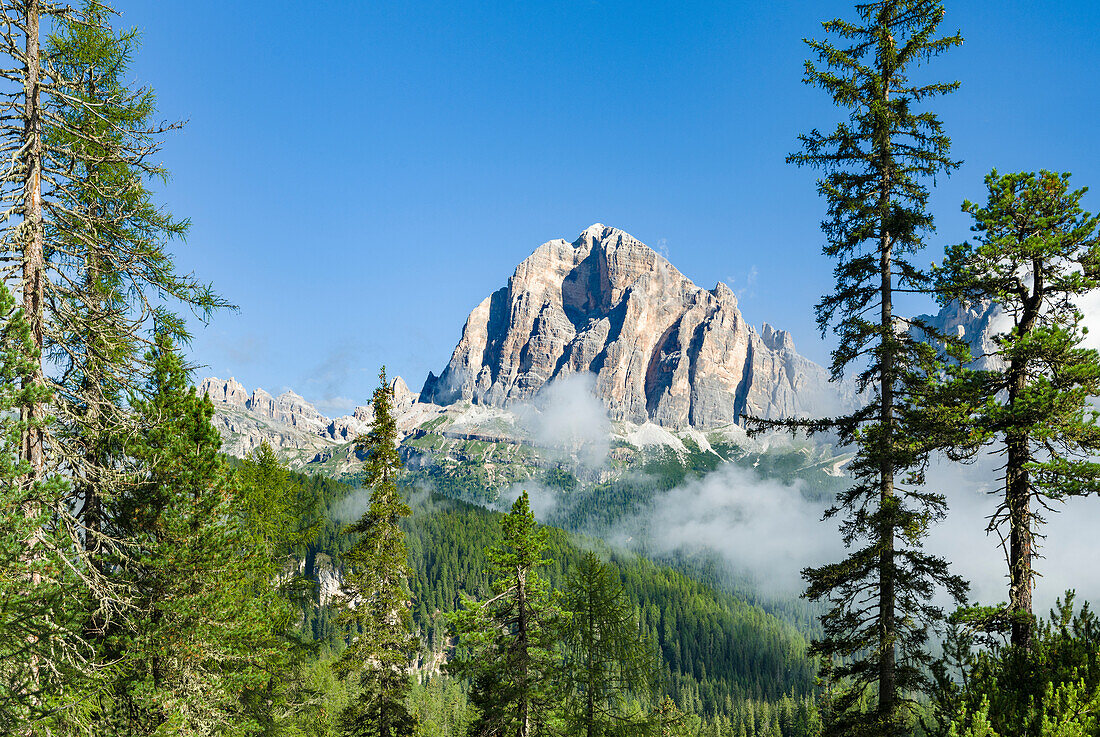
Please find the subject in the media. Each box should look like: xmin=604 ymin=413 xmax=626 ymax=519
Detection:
xmin=421 ymin=224 xmax=850 ymax=428
xmin=915 ymin=299 xmax=1006 ymax=371
xmin=197 ymin=376 xmax=432 ymax=469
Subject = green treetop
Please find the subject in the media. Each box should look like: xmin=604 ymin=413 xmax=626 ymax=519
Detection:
xmin=448 ymin=491 xmax=562 ymax=737
xmin=560 ymin=551 xmax=657 ymax=737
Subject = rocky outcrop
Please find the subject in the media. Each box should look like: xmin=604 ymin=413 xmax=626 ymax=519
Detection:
xmin=915 ymin=299 xmax=1006 ymax=370
xmin=198 ymin=376 xmax=249 ymax=406
xmin=199 ymin=376 xmax=435 ymax=468
xmin=421 ymin=224 xmax=851 ymax=428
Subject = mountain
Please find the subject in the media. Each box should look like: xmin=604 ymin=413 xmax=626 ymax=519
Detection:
xmin=915 ymin=298 xmax=1006 ymax=370
xmin=197 ymin=375 xmax=436 ymax=472
xmin=421 ymin=224 xmax=852 ymax=429
xmin=199 ymin=224 xmax=859 ymax=480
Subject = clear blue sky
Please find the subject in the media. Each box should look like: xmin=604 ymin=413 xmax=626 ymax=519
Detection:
xmin=111 ymin=0 xmax=1099 ymax=416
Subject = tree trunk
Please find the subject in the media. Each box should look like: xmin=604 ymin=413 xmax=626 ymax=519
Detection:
xmin=1005 ymin=259 xmax=1042 ymax=650
xmin=878 ymin=225 xmax=897 ymax=726
xmin=1006 ymin=429 xmax=1033 ymax=648
xmin=21 ymin=0 xmax=44 ymax=479
xmin=876 ymin=19 xmax=898 ymax=724
xmin=517 ymin=566 xmax=530 ymax=737
xmin=19 ymin=5 xmax=43 ymax=734
xmin=587 ymin=580 xmax=595 ymax=737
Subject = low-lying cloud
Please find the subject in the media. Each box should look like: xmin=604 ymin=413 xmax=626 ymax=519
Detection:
xmin=495 ymin=480 xmax=560 ymax=519
xmin=516 ymin=373 xmax=610 ymax=469
xmin=606 ymin=464 xmax=841 ymax=597
xmin=591 ymin=450 xmax=1100 ymax=609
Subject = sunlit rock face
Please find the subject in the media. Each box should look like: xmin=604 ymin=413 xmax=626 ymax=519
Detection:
xmin=422 ymin=224 xmax=850 ymax=429
xmin=914 ymin=298 xmax=1007 ymax=371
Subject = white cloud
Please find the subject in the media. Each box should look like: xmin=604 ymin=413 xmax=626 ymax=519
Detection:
xmin=516 ymin=373 xmax=610 ymax=469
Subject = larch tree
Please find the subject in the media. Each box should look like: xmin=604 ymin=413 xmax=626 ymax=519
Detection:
xmin=335 ymin=368 xmax=418 ymax=737
xmin=43 ymin=0 xmax=197 ymax=585
xmin=560 ymin=551 xmax=656 ymax=737
xmin=934 ymin=170 xmax=1100 ymax=649
xmin=448 ymin=491 xmax=562 ymax=737
xmin=786 ymin=1 xmax=966 ymax=732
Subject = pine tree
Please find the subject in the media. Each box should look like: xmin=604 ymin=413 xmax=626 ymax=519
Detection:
xmin=786 ymin=1 xmax=966 ymax=732
xmin=560 ymin=551 xmax=656 ymax=737
xmin=335 ymin=368 xmax=418 ymax=737
xmin=934 ymin=171 xmax=1100 ymax=648
xmin=448 ymin=491 xmax=561 ymax=737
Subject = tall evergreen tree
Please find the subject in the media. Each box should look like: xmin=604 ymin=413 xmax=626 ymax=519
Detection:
xmin=335 ymin=368 xmax=418 ymax=737
xmin=560 ymin=552 xmax=656 ymax=737
xmin=448 ymin=491 xmax=562 ymax=737
xmin=99 ymin=335 xmax=304 ymax=736
xmin=786 ymin=1 xmax=966 ymax=732
xmin=0 ymin=3 xmax=225 ymax=722
xmin=934 ymin=170 xmax=1100 ymax=648
xmin=44 ymin=0 xmax=202 ymax=584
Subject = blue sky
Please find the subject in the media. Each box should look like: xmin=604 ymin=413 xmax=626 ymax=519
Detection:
xmin=111 ymin=0 xmax=1099 ymax=415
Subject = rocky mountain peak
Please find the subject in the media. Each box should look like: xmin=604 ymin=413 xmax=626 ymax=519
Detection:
xmin=421 ymin=225 xmax=850 ymax=429
xmin=199 ymin=376 xmax=248 ymax=406
xmin=391 ymin=376 xmax=417 ymax=407
xmin=760 ymin=323 xmax=795 ymax=353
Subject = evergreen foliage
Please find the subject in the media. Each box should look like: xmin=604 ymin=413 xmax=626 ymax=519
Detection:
xmin=0 ymin=279 xmax=79 ymax=732
xmin=934 ymin=171 xmax=1100 ymax=648
xmin=785 ymin=1 xmax=967 ymax=731
xmin=448 ymin=491 xmax=563 ymax=737
xmin=335 ymin=369 xmax=418 ymax=737
xmin=89 ymin=334 xmax=315 ymax=735
xmin=559 ymin=551 xmax=657 ymax=737
xmin=0 ymin=3 xmax=228 ymax=726
xmin=938 ymin=593 xmax=1100 ymax=737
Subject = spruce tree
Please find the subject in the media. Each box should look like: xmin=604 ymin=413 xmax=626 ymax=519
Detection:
xmin=786 ymin=1 xmax=966 ymax=732
xmin=106 ymin=335 xmax=303 ymax=735
xmin=560 ymin=552 xmax=656 ymax=737
xmin=335 ymin=368 xmax=418 ymax=737
xmin=934 ymin=171 xmax=1100 ymax=648
xmin=448 ymin=491 xmax=562 ymax=737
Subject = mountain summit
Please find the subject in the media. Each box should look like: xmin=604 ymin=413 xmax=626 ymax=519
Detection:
xmin=422 ymin=224 xmax=848 ymax=429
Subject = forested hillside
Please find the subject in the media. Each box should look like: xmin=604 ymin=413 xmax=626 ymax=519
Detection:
xmin=286 ymin=468 xmax=817 ymax=717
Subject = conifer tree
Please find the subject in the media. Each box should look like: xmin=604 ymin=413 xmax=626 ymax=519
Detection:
xmin=786 ymin=1 xmax=966 ymax=732
xmin=934 ymin=171 xmax=1100 ymax=648
xmin=0 ymin=3 xmax=226 ymax=721
xmin=44 ymin=0 xmax=211 ymax=582
xmin=0 ymin=280 xmax=81 ymax=733
xmin=105 ymin=335 xmax=303 ymax=735
xmin=335 ymin=368 xmax=418 ymax=737
xmin=560 ymin=551 xmax=656 ymax=737
xmin=448 ymin=491 xmax=562 ymax=737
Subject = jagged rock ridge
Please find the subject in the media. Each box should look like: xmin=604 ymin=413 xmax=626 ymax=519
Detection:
xmin=197 ymin=376 xmax=432 ymax=470
xmin=422 ymin=224 xmax=851 ymax=429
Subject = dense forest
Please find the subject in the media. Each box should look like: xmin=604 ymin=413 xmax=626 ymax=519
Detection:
xmin=1 ymin=0 xmax=1099 ymax=736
